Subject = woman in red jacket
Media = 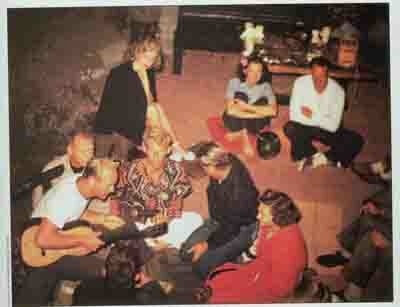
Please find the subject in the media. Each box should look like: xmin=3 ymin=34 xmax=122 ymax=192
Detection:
xmin=202 ymin=189 xmax=308 ymax=304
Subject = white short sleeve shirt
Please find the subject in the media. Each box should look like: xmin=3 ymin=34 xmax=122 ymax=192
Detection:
xmin=31 ymin=174 xmax=88 ymax=229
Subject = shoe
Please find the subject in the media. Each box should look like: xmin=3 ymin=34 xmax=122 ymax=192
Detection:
xmin=316 ymin=250 xmax=350 ymax=267
xmin=297 ymin=156 xmax=312 ymax=172
xmin=331 ymin=290 xmax=348 ymax=302
xmin=311 ymin=152 xmax=329 ymax=168
xmin=351 ymin=160 xmax=390 ymax=185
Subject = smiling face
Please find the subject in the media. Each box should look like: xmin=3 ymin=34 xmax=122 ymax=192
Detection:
xmin=135 ymin=49 xmax=159 ymax=69
xmin=245 ymin=62 xmax=263 ymax=86
xmin=67 ymin=134 xmax=94 ymax=169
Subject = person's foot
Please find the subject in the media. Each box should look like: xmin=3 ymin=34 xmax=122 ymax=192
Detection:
xmin=311 ymin=152 xmax=329 ymax=168
xmin=316 ymin=250 xmax=350 ymax=267
xmin=351 ymin=160 xmax=391 ymax=185
xmin=297 ymin=156 xmax=313 ymax=172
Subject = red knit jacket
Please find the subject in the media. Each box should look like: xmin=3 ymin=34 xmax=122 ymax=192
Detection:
xmin=205 ymin=224 xmax=307 ymax=304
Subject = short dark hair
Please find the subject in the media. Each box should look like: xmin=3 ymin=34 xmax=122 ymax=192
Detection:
xmin=196 ymin=142 xmax=233 ymax=169
xmin=310 ymin=57 xmax=330 ymax=70
xmin=105 ymin=242 xmax=139 ymax=289
xmin=237 ymin=55 xmax=271 ymax=84
xmin=259 ymin=189 xmax=301 ymax=226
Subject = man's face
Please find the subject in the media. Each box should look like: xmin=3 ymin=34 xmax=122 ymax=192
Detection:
xmin=94 ymin=161 xmax=119 ymax=200
xmin=311 ymin=65 xmax=328 ymax=94
xmin=68 ymin=136 xmax=94 ymax=168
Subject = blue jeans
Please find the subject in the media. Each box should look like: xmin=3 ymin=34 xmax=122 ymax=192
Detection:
xmin=188 ymin=222 xmax=257 ymax=280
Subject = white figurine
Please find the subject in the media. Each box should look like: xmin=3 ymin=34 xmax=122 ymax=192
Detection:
xmin=240 ymin=22 xmax=265 ymax=57
xmin=320 ymin=26 xmax=331 ymax=45
xmin=311 ymin=29 xmax=321 ymax=46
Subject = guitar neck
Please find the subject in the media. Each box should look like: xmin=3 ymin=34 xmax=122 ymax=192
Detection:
xmin=98 ymin=222 xmax=167 ymax=244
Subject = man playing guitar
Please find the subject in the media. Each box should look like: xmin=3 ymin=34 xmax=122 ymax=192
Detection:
xmin=15 ymin=158 xmax=123 ymax=306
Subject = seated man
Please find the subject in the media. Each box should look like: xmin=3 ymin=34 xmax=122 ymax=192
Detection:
xmin=31 ymin=132 xmax=94 ymax=209
xmin=201 ymin=189 xmax=307 ymax=304
xmin=73 ymin=241 xmax=167 ymax=305
xmin=222 ymin=55 xmax=278 ymax=157
xmin=182 ymin=143 xmax=259 ymax=279
xmin=317 ymin=188 xmax=392 ymax=302
xmin=283 ymin=57 xmax=364 ymax=171
xmin=15 ymin=159 xmax=120 ymax=306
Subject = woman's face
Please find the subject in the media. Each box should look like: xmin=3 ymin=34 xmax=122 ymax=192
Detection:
xmin=146 ymin=140 xmax=169 ymax=168
xmin=135 ymin=49 xmax=159 ymax=69
xmin=245 ymin=62 xmax=263 ymax=86
xmin=257 ymin=204 xmax=274 ymax=226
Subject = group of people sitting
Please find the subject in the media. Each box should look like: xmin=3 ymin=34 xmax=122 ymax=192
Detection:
xmin=14 ymin=29 xmax=390 ymax=306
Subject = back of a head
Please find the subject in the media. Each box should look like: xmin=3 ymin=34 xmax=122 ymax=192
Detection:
xmin=82 ymin=158 xmax=119 ymax=181
xmin=259 ymin=189 xmax=302 ymax=226
xmin=105 ymin=243 xmax=138 ymax=289
xmin=198 ymin=142 xmax=233 ymax=169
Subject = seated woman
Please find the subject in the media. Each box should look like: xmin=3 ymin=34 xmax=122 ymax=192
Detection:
xmin=222 ymin=55 xmax=278 ymax=157
xmin=201 ymin=189 xmax=307 ymax=304
xmin=116 ymin=128 xmax=203 ymax=249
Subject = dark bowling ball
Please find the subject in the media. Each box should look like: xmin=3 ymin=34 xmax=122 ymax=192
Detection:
xmin=256 ymin=131 xmax=281 ymax=160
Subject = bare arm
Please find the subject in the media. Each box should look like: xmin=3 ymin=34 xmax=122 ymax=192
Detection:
xmin=35 ymin=218 xmax=104 ymax=252
xmin=226 ymin=99 xmax=277 ymax=118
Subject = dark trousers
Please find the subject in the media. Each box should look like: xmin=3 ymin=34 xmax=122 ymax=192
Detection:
xmin=182 ymin=220 xmax=256 ymax=280
xmin=283 ymin=121 xmax=364 ymax=167
xmin=343 ymin=231 xmax=392 ymax=301
xmin=14 ymin=255 xmax=104 ymax=307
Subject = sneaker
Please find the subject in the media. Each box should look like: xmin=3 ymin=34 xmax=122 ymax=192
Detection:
xmin=311 ymin=152 xmax=329 ymax=168
xmin=352 ymin=160 xmax=390 ymax=185
xmin=297 ymin=157 xmax=312 ymax=172
xmin=316 ymin=250 xmax=350 ymax=267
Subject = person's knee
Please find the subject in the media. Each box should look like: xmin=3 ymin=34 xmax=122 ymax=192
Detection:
xmin=283 ymin=121 xmax=297 ymax=138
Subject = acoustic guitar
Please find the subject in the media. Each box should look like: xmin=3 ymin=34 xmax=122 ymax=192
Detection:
xmin=21 ymin=220 xmax=168 ymax=268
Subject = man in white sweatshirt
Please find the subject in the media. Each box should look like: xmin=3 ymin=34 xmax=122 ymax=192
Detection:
xmin=284 ymin=57 xmax=364 ymax=171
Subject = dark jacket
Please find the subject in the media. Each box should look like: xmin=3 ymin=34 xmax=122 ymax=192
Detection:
xmin=73 ymin=279 xmax=167 ymax=305
xmin=206 ymin=156 xmax=259 ymax=249
xmin=94 ymin=61 xmax=157 ymax=145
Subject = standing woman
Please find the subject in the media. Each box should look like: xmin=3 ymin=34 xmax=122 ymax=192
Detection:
xmin=94 ymin=35 xmax=180 ymax=160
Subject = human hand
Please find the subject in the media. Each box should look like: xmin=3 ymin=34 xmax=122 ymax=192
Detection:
xmin=188 ymin=241 xmax=208 ymax=262
xmin=150 ymin=212 xmax=169 ymax=225
xmin=360 ymin=201 xmax=383 ymax=216
xmin=103 ymin=214 xmax=125 ymax=229
xmin=109 ymin=199 xmax=121 ymax=216
xmin=79 ymin=232 xmax=104 ymax=254
xmin=370 ymin=230 xmax=390 ymax=249
xmin=134 ymin=270 xmax=153 ymax=288
xmin=167 ymin=200 xmax=182 ymax=219
xmin=301 ymin=106 xmax=313 ymax=118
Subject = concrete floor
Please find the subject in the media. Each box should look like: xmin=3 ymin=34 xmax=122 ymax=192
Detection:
xmin=157 ymin=50 xmax=391 ymax=288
